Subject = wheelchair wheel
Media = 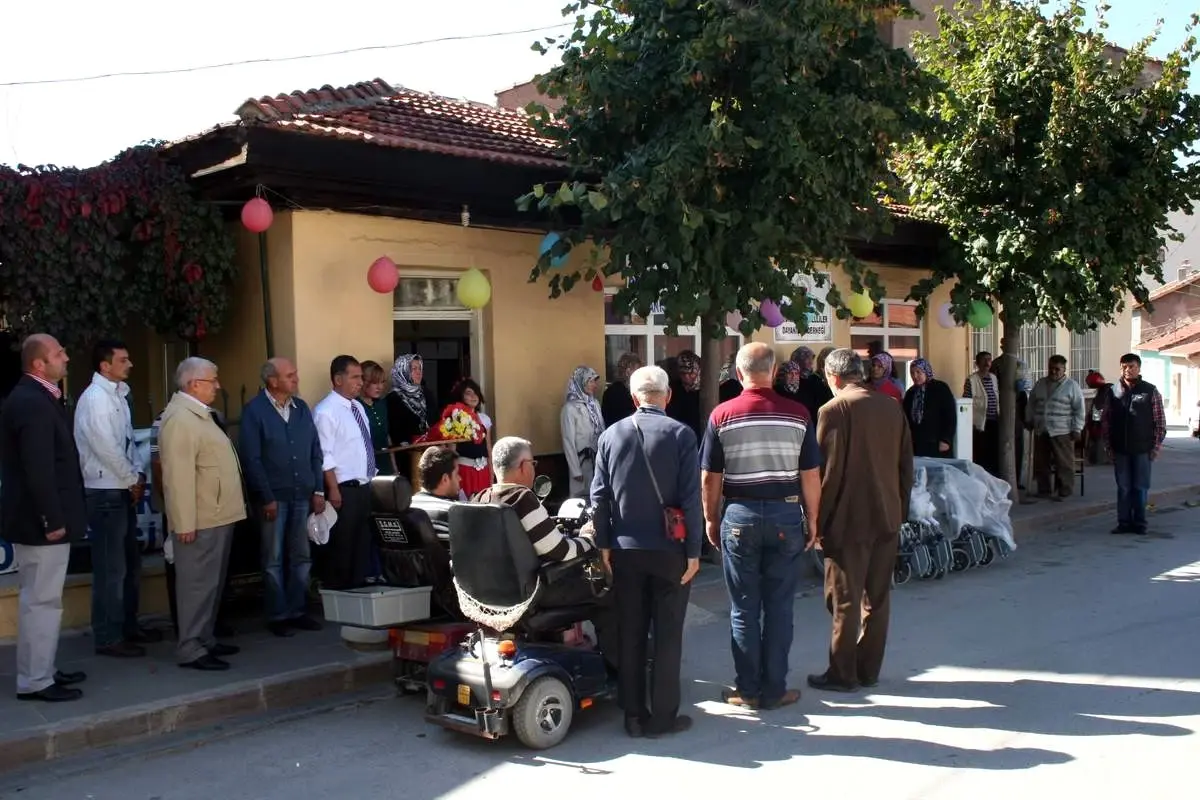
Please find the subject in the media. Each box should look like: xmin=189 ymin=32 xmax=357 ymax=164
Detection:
xmin=951 ymin=547 xmax=970 ymax=573
xmin=512 ymin=676 xmax=574 ymax=750
xmin=894 ymin=560 xmax=912 ymax=586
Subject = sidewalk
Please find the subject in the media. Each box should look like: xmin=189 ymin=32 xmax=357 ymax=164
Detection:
xmin=0 ymin=434 xmax=1194 ymax=775
xmin=0 ymin=623 xmax=390 ymax=774
xmin=1009 ymin=432 xmax=1200 ymax=537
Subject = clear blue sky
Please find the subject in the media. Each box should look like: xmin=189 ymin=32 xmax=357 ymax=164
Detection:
xmin=0 ymin=0 xmax=1194 ymax=169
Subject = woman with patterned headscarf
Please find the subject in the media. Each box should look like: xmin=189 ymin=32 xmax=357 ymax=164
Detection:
xmin=561 ymin=365 xmax=605 ymax=497
xmin=666 ymin=350 xmax=703 ymax=440
xmin=903 ymin=358 xmax=957 ymax=457
xmin=782 ymin=346 xmax=834 ymax=418
xmin=601 ymin=352 xmax=643 ymax=428
xmin=386 ymin=354 xmax=436 ymax=451
xmin=868 ymin=353 xmax=904 ymax=402
xmin=718 ymin=355 xmax=743 ymax=403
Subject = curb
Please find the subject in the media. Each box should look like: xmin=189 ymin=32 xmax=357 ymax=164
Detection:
xmin=0 ymin=653 xmax=392 ymax=775
xmin=1012 ymin=483 xmax=1200 ymax=540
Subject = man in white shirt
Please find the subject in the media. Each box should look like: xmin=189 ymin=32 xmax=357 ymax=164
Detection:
xmin=313 ymin=355 xmax=377 ymax=590
xmin=74 ymin=339 xmax=160 ymax=658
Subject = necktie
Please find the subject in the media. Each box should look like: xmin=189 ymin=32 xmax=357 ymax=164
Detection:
xmin=350 ymin=402 xmax=377 ymax=478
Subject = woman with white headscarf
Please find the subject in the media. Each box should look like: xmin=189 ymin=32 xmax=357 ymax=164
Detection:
xmin=386 ymin=354 xmax=436 ymax=457
xmin=561 ymin=365 xmax=604 ymax=497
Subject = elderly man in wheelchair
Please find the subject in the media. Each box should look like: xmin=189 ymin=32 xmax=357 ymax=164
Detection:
xmin=424 ymin=436 xmax=619 ymax=749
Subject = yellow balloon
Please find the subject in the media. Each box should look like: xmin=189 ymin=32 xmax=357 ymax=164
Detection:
xmin=456 ymin=268 xmax=492 ymax=309
xmin=847 ymin=291 xmax=874 ymax=319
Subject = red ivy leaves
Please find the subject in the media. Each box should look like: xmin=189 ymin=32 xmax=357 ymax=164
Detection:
xmin=0 ymin=144 xmax=236 ymax=348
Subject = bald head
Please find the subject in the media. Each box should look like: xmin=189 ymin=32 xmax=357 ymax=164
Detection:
xmin=735 ymin=342 xmax=776 ymax=389
xmin=262 ymin=356 xmax=299 ymax=398
xmin=21 ymin=334 xmax=69 ymax=383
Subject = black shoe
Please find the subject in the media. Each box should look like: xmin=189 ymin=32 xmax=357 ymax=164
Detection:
xmin=1133 ymin=526 xmax=1148 ymax=536
xmin=17 ymin=684 xmax=83 ymax=702
xmin=96 ymin=642 xmax=146 ymax=658
xmin=126 ymin=627 xmax=165 ymax=645
xmin=54 ymin=670 xmax=87 ymax=686
xmin=288 ymin=615 xmax=323 ymax=632
xmin=807 ymin=673 xmax=859 ymax=693
xmin=268 ymin=621 xmax=296 ymax=638
xmin=858 ymin=676 xmax=879 ymax=689
xmin=1111 ymin=525 xmax=1133 ymax=535
xmin=180 ymin=654 xmax=230 ymax=671
xmin=624 ymin=718 xmax=646 ymax=738
xmin=645 ymin=714 xmax=693 ymax=738
xmin=209 ymin=643 xmax=240 ymax=657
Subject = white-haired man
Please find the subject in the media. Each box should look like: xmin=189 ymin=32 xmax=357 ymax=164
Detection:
xmin=592 ymin=365 xmax=702 ymax=739
xmin=159 ymin=357 xmax=247 ymax=672
xmin=475 ymin=436 xmax=618 ymax=671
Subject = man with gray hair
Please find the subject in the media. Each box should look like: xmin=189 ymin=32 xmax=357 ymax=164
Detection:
xmin=591 ymin=365 xmax=702 ymax=738
xmin=808 ymin=348 xmax=913 ymax=693
xmin=475 ymin=435 xmax=617 ymax=671
xmin=238 ymin=357 xmax=325 ymax=637
xmin=701 ymin=342 xmax=821 ymax=711
xmin=160 ymin=358 xmax=247 ymax=671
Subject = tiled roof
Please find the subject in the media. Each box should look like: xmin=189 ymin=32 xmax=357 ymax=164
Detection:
xmin=1136 ymin=270 xmax=1200 ymax=308
xmin=235 ymin=78 xmax=563 ymax=169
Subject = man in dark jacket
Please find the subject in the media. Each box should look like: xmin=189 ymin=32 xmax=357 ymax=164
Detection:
xmin=1102 ymin=353 xmax=1167 ymax=536
xmin=239 ymin=358 xmax=326 ymax=636
xmin=0 ymin=334 xmax=89 ymax=702
xmin=592 ymin=365 xmax=703 ymax=739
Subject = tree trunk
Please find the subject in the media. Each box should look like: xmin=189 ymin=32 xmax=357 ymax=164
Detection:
xmin=699 ymin=311 xmax=725 ymax=422
xmin=994 ymin=314 xmax=1021 ymax=500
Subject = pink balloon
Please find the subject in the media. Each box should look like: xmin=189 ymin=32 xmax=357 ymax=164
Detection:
xmin=760 ymin=299 xmax=785 ymax=328
xmin=367 ymin=256 xmax=399 ymax=293
xmin=240 ymin=197 xmax=273 ymax=233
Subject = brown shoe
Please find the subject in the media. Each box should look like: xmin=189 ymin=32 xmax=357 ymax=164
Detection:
xmin=96 ymin=642 xmax=146 ymax=658
xmin=760 ymin=689 xmax=802 ymax=710
xmin=720 ymin=688 xmax=759 ymax=709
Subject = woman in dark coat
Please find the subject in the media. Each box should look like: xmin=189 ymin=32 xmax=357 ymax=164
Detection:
xmin=385 ymin=354 xmax=436 ymax=480
xmin=903 ymin=358 xmax=958 ymax=458
xmin=601 ymin=352 xmax=643 ymax=428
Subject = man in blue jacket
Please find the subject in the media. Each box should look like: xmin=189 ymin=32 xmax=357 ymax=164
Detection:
xmin=591 ymin=365 xmax=703 ymax=740
xmin=239 ymin=358 xmax=326 ymax=636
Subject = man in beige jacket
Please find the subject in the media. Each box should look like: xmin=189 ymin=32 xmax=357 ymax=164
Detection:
xmin=159 ymin=357 xmax=247 ymax=671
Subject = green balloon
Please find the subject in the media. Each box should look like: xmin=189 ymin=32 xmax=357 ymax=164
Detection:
xmin=967 ymin=300 xmax=993 ymax=329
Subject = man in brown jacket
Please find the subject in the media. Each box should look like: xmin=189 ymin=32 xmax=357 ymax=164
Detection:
xmin=160 ymin=357 xmax=247 ymax=671
xmin=808 ymin=348 xmax=914 ymax=693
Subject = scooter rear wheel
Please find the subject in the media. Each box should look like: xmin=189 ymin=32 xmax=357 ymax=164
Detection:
xmin=512 ymin=676 xmax=574 ymax=750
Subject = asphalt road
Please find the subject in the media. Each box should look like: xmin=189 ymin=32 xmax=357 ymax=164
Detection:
xmin=6 ymin=503 xmax=1199 ymax=800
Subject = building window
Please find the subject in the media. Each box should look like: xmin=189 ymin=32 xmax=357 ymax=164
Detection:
xmin=971 ymin=318 xmax=999 ymax=363
xmin=1019 ymin=324 xmax=1058 ymax=374
xmin=850 ymin=300 xmax=922 ymax=386
xmin=1069 ymin=329 xmax=1100 ymax=385
xmin=603 ymin=291 xmax=742 ymax=382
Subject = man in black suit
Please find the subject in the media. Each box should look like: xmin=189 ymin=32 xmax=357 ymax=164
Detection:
xmin=0 ymin=334 xmax=89 ymax=702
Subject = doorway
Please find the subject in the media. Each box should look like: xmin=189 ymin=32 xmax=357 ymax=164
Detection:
xmin=394 ymin=319 xmax=473 ymax=411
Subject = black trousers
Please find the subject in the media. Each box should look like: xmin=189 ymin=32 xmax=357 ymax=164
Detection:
xmin=537 ymin=564 xmax=620 ymax=672
xmin=612 ymin=549 xmax=690 ymax=734
xmin=318 ymin=483 xmax=372 ymax=590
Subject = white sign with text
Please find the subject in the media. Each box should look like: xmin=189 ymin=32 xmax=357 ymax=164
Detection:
xmin=774 ymin=271 xmax=832 ymax=343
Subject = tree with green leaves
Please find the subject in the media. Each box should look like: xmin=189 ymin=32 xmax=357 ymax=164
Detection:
xmin=520 ymin=0 xmax=926 ymax=408
xmin=894 ymin=0 xmax=1200 ymax=494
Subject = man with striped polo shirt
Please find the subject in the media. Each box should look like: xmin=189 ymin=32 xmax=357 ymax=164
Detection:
xmin=701 ymin=342 xmax=822 ymax=710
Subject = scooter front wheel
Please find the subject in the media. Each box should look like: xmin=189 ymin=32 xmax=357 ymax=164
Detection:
xmin=512 ymin=676 xmax=575 ymax=750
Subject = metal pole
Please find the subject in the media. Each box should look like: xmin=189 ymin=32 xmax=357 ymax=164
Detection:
xmin=258 ymin=231 xmax=275 ymax=358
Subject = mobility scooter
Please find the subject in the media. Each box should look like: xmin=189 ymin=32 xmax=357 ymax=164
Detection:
xmin=424 ymin=499 xmax=614 ymax=750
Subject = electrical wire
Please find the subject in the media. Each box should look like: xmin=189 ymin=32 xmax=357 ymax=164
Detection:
xmin=0 ymin=23 xmax=571 ymax=88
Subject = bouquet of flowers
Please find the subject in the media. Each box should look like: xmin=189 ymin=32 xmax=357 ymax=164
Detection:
xmin=437 ymin=403 xmax=483 ymax=443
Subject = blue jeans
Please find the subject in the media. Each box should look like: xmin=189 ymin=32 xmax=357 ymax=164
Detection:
xmin=86 ymin=489 xmax=143 ymax=647
xmin=260 ymin=499 xmax=313 ymax=621
xmin=721 ymin=499 xmax=807 ymax=705
xmin=1114 ymin=453 xmax=1152 ymax=531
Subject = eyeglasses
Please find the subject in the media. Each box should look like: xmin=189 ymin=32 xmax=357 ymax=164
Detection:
xmin=520 ymin=458 xmax=538 ymax=468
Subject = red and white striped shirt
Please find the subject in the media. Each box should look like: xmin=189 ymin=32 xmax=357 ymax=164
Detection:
xmin=26 ymin=373 xmax=62 ymax=400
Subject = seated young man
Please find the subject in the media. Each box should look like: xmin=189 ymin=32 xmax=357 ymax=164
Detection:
xmin=474 ymin=436 xmax=617 ymax=669
xmin=409 ymin=446 xmax=460 ymax=537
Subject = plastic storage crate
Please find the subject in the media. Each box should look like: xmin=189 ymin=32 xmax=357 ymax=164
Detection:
xmin=319 ymin=586 xmax=432 ymax=629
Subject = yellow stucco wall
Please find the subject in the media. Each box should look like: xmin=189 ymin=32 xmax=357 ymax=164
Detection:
xmin=285 ymin=211 xmax=604 ymax=455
